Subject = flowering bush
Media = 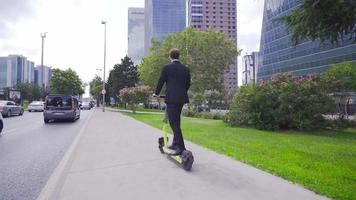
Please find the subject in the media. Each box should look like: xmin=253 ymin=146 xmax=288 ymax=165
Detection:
xmin=226 ymin=74 xmax=336 ymax=131
xmin=119 ymin=85 xmax=151 ymax=113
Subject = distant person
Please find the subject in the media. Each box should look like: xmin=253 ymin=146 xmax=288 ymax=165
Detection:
xmin=154 ymin=48 xmax=191 ymax=155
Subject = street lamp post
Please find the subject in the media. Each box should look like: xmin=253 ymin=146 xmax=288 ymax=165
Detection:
xmin=101 ymin=21 xmax=107 ymax=112
xmin=40 ymin=32 xmax=47 ymax=90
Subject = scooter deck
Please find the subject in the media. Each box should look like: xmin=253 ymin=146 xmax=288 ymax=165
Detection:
xmin=162 ymin=147 xmax=183 ymax=163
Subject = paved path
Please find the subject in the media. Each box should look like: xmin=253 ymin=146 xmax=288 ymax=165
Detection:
xmin=38 ymin=109 xmax=328 ymax=200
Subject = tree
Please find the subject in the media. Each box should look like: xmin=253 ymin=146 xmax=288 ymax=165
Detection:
xmin=139 ymin=27 xmax=240 ymax=94
xmin=15 ymin=83 xmax=32 ymax=101
xmin=276 ymin=0 xmax=356 ymax=45
xmin=107 ymin=56 xmax=139 ymax=99
xmin=89 ymin=75 xmax=103 ymax=106
xmin=50 ymin=68 xmax=85 ymax=96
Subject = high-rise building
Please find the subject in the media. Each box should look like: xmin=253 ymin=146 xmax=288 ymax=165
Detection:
xmin=128 ymin=7 xmax=145 ymax=65
xmin=144 ymin=0 xmax=187 ymax=55
xmin=0 ymin=55 xmax=38 ymax=88
xmin=188 ymin=0 xmax=238 ymax=96
xmin=35 ymin=65 xmax=52 ymax=88
xmin=242 ymin=52 xmax=259 ymax=85
xmin=258 ymin=0 xmax=356 ymax=81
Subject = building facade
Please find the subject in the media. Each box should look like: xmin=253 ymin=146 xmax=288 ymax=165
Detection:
xmin=35 ymin=65 xmax=52 ymax=88
xmin=0 ymin=55 xmax=50 ymax=89
xmin=188 ymin=0 xmax=238 ymax=96
xmin=242 ymin=52 xmax=259 ymax=85
xmin=258 ymin=0 xmax=356 ymax=81
xmin=128 ymin=7 xmax=145 ymax=65
xmin=0 ymin=55 xmax=34 ymax=88
xmin=144 ymin=0 xmax=187 ymax=55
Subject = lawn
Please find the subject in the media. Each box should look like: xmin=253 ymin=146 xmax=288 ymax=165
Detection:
xmin=126 ymin=113 xmax=356 ymax=200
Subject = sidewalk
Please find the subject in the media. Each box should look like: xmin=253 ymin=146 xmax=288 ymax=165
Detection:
xmin=38 ymin=109 xmax=329 ymax=200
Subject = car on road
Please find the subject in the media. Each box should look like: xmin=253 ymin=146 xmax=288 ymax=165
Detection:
xmin=80 ymin=101 xmax=91 ymax=110
xmin=0 ymin=100 xmax=24 ymax=117
xmin=28 ymin=101 xmax=45 ymax=112
xmin=44 ymin=94 xmax=80 ymax=123
xmin=0 ymin=114 xmax=3 ymax=135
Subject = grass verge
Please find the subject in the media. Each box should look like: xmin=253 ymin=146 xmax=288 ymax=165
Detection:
xmin=126 ymin=113 xmax=356 ymax=200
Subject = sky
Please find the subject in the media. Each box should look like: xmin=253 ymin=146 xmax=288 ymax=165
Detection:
xmin=0 ymin=0 xmax=264 ymax=95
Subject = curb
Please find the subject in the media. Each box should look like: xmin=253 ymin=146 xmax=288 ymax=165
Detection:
xmin=36 ymin=111 xmax=94 ymax=200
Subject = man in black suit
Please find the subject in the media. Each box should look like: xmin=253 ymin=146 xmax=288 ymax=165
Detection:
xmin=154 ymin=48 xmax=191 ymax=155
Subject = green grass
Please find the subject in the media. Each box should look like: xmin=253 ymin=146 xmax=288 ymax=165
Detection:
xmin=126 ymin=113 xmax=356 ymax=200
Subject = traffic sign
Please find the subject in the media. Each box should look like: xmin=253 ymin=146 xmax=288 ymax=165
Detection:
xmin=102 ymin=89 xmax=106 ymax=95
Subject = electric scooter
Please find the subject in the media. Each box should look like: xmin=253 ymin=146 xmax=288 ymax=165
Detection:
xmin=157 ymin=96 xmax=194 ymax=171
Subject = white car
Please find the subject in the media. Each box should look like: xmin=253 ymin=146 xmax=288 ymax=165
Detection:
xmin=28 ymin=101 xmax=45 ymax=112
xmin=80 ymin=101 xmax=91 ymax=110
xmin=0 ymin=114 xmax=3 ymax=135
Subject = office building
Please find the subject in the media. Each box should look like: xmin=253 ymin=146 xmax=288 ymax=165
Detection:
xmin=188 ymin=0 xmax=237 ymax=96
xmin=128 ymin=7 xmax=145 ymax=65
xmin=242 ymin=52 xmax=259 ymax=85
xmin=35 ymin=65 xmax=52 ymax=88
xmin=144 ymin=0 xmax=187 ymax=55
xmin=0 ymin=55 xmax=37 ymax=88
xmin=258 ymin=0 xmax=356 ymax=81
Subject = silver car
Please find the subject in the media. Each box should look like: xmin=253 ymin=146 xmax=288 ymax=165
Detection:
xmin=0 ymin=101 xmax=24 ymax=117
xmin=28 ymin=101 xmax=45 ymax=112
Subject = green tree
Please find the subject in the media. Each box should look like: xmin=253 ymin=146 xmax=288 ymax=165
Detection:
xmin=139 ymin=27 xmax=239 ymax=94
xmin=15 ymin=83 xmax=32 ymax=101
xmin=50 ymin=68 xmax=85 ymax=96
xmin=107 ymin=56 xmax=139 ymax=98
xmin=276 ymin=0 xmax=356 ymax=45
xmin=89 ymin=75 xmax=103 ymax=106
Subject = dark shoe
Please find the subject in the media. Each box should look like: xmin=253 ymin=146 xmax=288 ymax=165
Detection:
xmin=168 ymin=145 xmax=178 ymax=150
xmin=169 ymin=149 xmax=183 ymax=155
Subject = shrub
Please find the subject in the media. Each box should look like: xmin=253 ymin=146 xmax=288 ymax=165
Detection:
xmin=226 ymin=74 xmax=336 ymax=131
xmin=182 ymin=108 xmax=225 ymax=120
xmin=119 ymin=85 xmax=151 ymax=113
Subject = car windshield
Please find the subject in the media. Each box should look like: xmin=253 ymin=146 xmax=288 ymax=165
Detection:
xmin=46 ymin=96 xmax=72 ymax=109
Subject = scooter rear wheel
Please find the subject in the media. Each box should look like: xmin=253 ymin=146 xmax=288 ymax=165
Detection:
xmin=181 ymin=150 xmax=194 ymax=171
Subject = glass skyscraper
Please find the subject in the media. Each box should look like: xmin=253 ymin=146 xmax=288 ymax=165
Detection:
xmin=128 ymin=7 xmax=145 ymax=65
xmin=144 ymin=0 xmax=187 ymax=55
xmin=258 ymin=0 xmax=356 ymax=81
xmin=0 ymin=55 xmax=49 ymax=89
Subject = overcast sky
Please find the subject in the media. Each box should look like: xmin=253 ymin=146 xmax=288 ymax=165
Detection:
xmin=0 ymin=0 xmax=264 ymax=93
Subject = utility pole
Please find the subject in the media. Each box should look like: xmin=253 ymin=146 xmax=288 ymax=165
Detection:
xmin=40 ymin=32 xmax=47 ymax=90
xmin=101 ymin=21 xmax=107 ymax=112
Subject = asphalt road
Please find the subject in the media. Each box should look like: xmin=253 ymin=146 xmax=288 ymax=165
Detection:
xmin=0 ymin=109 xmax=92 ymax=200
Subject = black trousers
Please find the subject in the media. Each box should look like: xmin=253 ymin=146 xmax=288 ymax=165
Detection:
xmin=166 ymin=103 xmax=186 ymax=151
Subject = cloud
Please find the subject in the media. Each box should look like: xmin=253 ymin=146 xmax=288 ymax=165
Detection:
xmin=0 ymin=0 xmax=37 ymax=38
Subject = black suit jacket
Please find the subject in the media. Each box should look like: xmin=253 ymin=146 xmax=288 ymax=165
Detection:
xmin=155 ymin=61 xmax=191 ymax=104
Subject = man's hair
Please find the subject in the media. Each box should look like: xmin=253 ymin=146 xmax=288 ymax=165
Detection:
xmin=169 ymin=48 xmax=180 ymax=59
